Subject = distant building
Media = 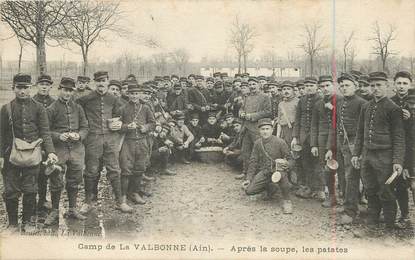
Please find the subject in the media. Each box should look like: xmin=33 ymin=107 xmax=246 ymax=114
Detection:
xmin=200 ymin=67 xmax=301 ymax=78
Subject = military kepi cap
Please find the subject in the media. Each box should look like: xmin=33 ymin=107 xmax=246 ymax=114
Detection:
xmin=280 ymin=80 xmax=295 ymax=88
xmin=369 ymin=71 xmax=388 ymax=82
xmin=59 ymin=77 xmax=76 ymax=90
xmin=358 ymin=74 xmax=370 ymax=85
xmin=304 ymin=76 xmax=318 ymax=84
xmin=77 ymin=76 xmax=90 ymax=83
xmin=37 ymin=74 xmax=53 ymax=85
xmin=318 ymin=75 xmax=332 ymax=84
xmin=337 ymin=72 xmax=356 ymax=84
xmin=109 ymin=80 xmax=122 ymax=88
xmin=94 ymin=71 xmax=108 ymax=81
xmin=394 ymin=71 xmax=412 ymax=82
xmin=13 ymin=73 xmax=31 ymax=87
xmin=258 ymin=118 xmax=273 ymax=128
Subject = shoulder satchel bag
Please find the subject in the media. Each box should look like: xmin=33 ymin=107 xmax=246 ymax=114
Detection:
xmin=6 ymin=103 xmax=43 ymax=167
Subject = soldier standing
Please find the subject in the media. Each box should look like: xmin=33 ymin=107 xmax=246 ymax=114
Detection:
xmin=238 ymin=77 xmax=271 ymax=180
xmin=0 ymin=74 xmax=58 ymax=233
xmin=356 ymin=74 xmax=373 ymax=101
xmin=33 ymin=74 xmax=55 ymax=216
xmin=77 ymin=71 xmax=130 ymax=214
xmin=292 ymin=77 xmax=321 ymax=198
xmin=119 ymin=84 xmax=156 ymax=206
xmin=352 ymin=71 xmax=405 ymax=231
xmin=73 ymin=76 xmax=92 ymax=100
xmin=44 ymin=77 xmax=89 ymax=225
xmin=391 ymin=71 xmax=413 ymax=224
xmin=327 ymin=73 xmax=366 ymax=223
xmin=276 ymin=81 xmax=298 ymax=147
xmin=310 ymin=75 xmax=338 ymax=203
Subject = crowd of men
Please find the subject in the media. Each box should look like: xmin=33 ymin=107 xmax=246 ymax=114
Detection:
xmin=0 ymin=68 xmax=414 ymax=235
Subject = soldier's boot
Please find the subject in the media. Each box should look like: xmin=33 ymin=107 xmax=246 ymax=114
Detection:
xmin=178 ymin=151 xmax=191 ymax=165
xmin=160 ymin=168 xmax=176 ymax=176
xmin=91 ymin=175 xmax=100 ymax=202
xmin=79 ymin=179 xmax=95 ymax=215
xmin=142 ymin=173 xmax=155 ymax=181
xmin=314 ymin=191 xmax=326 ymax=202
xmin=44 ymin=209 xmax=59 ymax=226
xmin=4 ymin=198 xmax=19 ymax=234
xmin=339 ymin=214 xmax=354 ymax=225
xmin=64 ymin=187 xmax=86 ymax=220
xmin=282 ymin=200 xmax=293 ymax=214
xmin=22 ymin=193 xmax=38 ymax=233
xmin=110 ymin=177 xmax=133 ymax=212
xmin=366 ymin=195 xmax=381 ymax=227
xmin=383 ymin=200 xmax=403 ymax=231
xmin=128 ymin=193 xmax=146 ymax=205
xmin=118 ymin=195 xmax=134 ymax=213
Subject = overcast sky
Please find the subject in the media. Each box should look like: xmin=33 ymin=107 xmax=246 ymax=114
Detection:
xmin=0 ymin=0 xmax=414 ymax=63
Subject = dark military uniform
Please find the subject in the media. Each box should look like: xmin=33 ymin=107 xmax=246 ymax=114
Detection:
xmin=0 ymin=97 xmax=55 ymax=227
xmin=47 ymin=96 xmax=89 ymax=213
xmin=245 ymin=135 xmax=290 ymax=199
xmin=354 ymin=96 xmax=405 ymax=226
xmin=355 ymin=89 xmax=373 ymax=101
xmin=240 ymin=92 xmax=271 ymax=176
xmin=73 ymin=88 xmax=92 ymax=101
xmin=311 ymin=95 xmax=341 ymax=197
xmin=187 ymin=86 xmax=209 ymax=123
xmin=119 ymin=100 xmax=155 ymax=196
xmin=77 ymin=90 xmax=124 ymax=207
xmin=32 ymin=93 xmax=55 ymax=212
xmin=293 ymin=93 xmax=321 ymax=189
xmin=330 ymin=94 xmax=366 ymax=216
xmin=391 ymin=94 xmax=413 ymax=220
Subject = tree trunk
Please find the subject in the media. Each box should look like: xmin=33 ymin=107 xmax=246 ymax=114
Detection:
xmin=310 ymin=55 xmax=314 ymax=76
xmin=343 ymin=49 xmax=347 ymax=72
xmin=36 ymin=35 xmax=47 ymax=76
xmin=83 ymin=53 xmax=88 ymax=76
xmin=18 ymin=44 xmax=23 ymax=73
xmin=243 ymin=53 xmax=247 ymax=73
xmin=237 ymin=53 xmax=241 ymax=74
xmin=382 ymin=57 xmax=386 ymax=71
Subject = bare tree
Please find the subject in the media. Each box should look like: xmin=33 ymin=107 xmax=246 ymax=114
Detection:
xmin=299 ymin=22 xmax=326 ymax=76
xmin=342 ymin=31 xmax=354 ymax=72
xmin=369 ymin=21 xmax=397 ymax=71
xmin=348 ymin=46 xmax=357 ymax=71
xmin=169 ymin=48 xmax=189 ymax=75
xmin=261 ymin=49 xmax=279 ymax=76
xmin=152 ymin=53 xmax=168 ymax=75
xmin=53 ymin=0 xmax=125 ymax=76
xmin=229 ymin=16 xmax=257 ymax=73
xmin=0 ymin=1 xmax=72 ymax=76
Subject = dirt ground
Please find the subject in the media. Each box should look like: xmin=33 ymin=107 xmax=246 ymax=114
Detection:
xmin=1 ymin=160 xmax=414 ymax=249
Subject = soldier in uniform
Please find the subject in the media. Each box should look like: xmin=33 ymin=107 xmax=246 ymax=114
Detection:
xmin=292 ymin=76 xmax=321 ymax=198
xmin=310 ymin=75 xmax=338 ymax=202
xmin=391 ymin=71 xmax=413 ymax=223
xmin=150 ymin=124 xmax=175 ymax=176
xmin=243 ymin=118 xmax=293 ymax=214
xmin=44 ymin=77 xmax=89 ymax=225
xmin=120 ymin=80 xmax=130 ymax=103
xmin=73 ymin=76 xmax=92 ymax=100
xmin=223 ymin=118 xmax=243 ymax=170
xmin=0 ymin=74 xmax=58 ymax=233
xmin=327 ymin=73 xmax=367 ymax=223
xmin=187 ymin=77 xmax=209 ymax=124
xmin=33 ymin=74 xmax=55 ymax=216
xmin=166 ymin=84 xmax=188 ymax=116
xmin=119 ymin=84 xmax=156 ymax=206
xmin=77 ymin=71 xmax=131 ymax=214
xmin=276 ymin=81 xmax=298 ymax=147
xmin=356 ymin=74 xmax=373 ymax=101
xmin=352 ymin=71 xmax=405 ymax=231
xmin=296 ymin=80 xmax=305 ymax=98
xmin=237 ymin=77 xmax=271 ymax=180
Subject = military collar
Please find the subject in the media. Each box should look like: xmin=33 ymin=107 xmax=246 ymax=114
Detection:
xmin=34 ymin=93 xmax=51 ymax=101
xmin=373 ymin=96 xmax=387 ymax=103
xmin=58 ymin=97 xmax=72 ymax=105
xmin=344 ymin=94 xmax=356 ymax=100
xmin=397 ymin=93 xmax=408 ymax=101
xmin=16 ymin=97 xmax=31 ymax=104
xmin=262 ymin=135 xmax=273 ymax=144
xmin=283 ymin=96 xmax=295 ymax=101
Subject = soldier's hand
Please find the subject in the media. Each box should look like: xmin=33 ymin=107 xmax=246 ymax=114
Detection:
xmin=127 ymin=122 xmax=137 ymax=129
xmin=201 ymin=106 xmax=206 ymax=112
xmin=410 ymin=179 xmax=415 ymax=191
xmin=200 ymin=137 xmax=206 ymax=143
xmin=223 ymin=147 xmax=229 ymax=154
xmin=71 ymin=133 xmax=80 ymax=141
xmin=155 ymin=125 xmax=162 ymax=132
xmin=402 ymin=169 xmax=410 ymax=180
xmin=325 ymin=150 xmax=333 ymax=161
xmin=158 ymin=147 xmax=168 ymax=153
xmin=311 ymin=147 xmax=319 ymax=157
xmin=242 ymin=180 xmax=250 ymax=189
xmin=402 ymin=109 xmax=411 ymax=120
xmin=110 ymin=121 xmax=122 ymax=131
xmin=183 ymin=142 xmax=189 ymax=149
xmin=351 ymin=156 xmax=360 ymax=169
xmin=291 ymin=138 xmax=298 ymax=149
xmin=393 ymin=164 xmax=403 ymax=176
xmin=0 ymin=157 xmax=4 ymax=169
xmin=59 ymin=133 xmax=69 ymax=142
xmin=48 ymin=153 xmax=58 ymax=164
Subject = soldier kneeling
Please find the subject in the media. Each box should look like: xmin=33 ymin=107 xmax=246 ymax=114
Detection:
xmin=243 ymin=118 xmax=293 ymax=214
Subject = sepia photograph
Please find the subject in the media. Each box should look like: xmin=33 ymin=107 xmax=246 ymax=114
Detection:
xmin=0 ymin=0 xmax=414 ymax=259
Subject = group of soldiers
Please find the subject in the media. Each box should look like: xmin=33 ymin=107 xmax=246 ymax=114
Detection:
xmin=0 ymin=68 xmax=414 ymax=234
